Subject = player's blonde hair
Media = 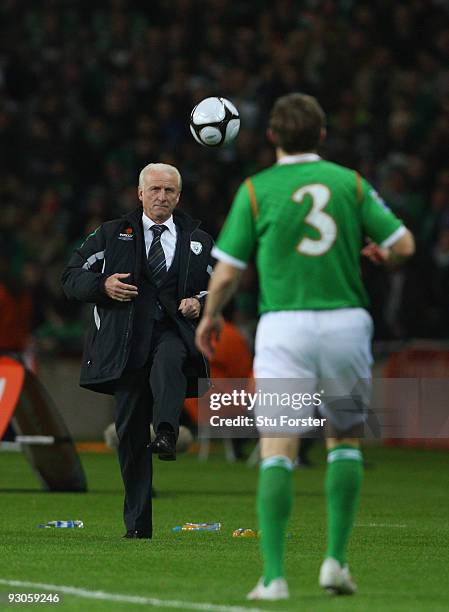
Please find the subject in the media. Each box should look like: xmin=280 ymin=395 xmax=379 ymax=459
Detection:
xmin=139 ymin=163 xmax=182 ymax=190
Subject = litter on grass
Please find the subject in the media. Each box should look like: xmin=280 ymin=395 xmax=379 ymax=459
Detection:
xmin=38 ymin=520 xmax=84 ymax=529
xmin=172 ymin=522 xmax=221 ymax=532
xmin=232 ymin=528 xmax=293 ymax=539
xmin=232 ymin=528 xmax=258 ymax=538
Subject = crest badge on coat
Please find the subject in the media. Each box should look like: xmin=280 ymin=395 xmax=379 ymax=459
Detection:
xmin=190 ymin=241 xmax=203 ymax=255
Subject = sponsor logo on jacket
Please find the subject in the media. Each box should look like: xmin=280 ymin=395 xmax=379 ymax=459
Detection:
xmin=118 ymin=227 xmax=134 ymax=241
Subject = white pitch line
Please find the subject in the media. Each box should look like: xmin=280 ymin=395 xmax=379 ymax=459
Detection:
xmin=0 ymin=579 xmax=264 ymax=612
xmin=356 ymin=523 xmax=407 ymax=528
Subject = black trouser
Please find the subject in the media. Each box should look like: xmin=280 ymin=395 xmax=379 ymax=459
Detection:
xmin=114 ymin=321 xmax=187 ymax=535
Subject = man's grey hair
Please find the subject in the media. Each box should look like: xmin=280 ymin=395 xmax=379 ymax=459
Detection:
xmin=138 ymin=163 xmax=182 ymax=190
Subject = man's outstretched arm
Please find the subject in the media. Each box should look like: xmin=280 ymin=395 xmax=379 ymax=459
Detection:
xmin=195 ymin=261 xmax=242 ymax=358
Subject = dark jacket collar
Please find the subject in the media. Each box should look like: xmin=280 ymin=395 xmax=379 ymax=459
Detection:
xmin=124 ymin=207 xmax=201 ymax=232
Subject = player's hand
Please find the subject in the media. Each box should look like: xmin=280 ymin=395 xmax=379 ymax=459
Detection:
xmin=104 ymin=273 xmax=138 ymax=301
xmin=195 ymin=314 xmax=224 ymax=359
xmin=178 ymin=297 xmax=201 ymax=319
xmin=361 ymin=241 xmax=390 ymax=264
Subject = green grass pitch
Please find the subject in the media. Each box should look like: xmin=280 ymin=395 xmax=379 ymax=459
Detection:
xmin=0 ymin=445 xmax=448 ymax=611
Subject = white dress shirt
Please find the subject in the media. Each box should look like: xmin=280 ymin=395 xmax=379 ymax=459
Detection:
xmin=142 ymin=213 xmax=177 ymax=270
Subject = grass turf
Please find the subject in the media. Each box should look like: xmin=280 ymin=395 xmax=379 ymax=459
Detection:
xmin=0 ymin=445 xmax=448 ymax=611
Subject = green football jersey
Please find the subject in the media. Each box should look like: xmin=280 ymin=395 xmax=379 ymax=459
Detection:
xmin=213 ymin=155 xmax=405 ymax=313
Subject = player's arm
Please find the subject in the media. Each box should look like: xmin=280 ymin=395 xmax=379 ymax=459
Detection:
xmin=359 ymin=177 xmax=415 ymax=265
xmin=204 ymin=261 xmax=243 ymax=318
xmin=362 ymin=230 xmax=415 ymax=265
xmin=195 ymin=180 xmax=257 ymax=357
xmin=195 ymin=262 xmax=242 ymax=358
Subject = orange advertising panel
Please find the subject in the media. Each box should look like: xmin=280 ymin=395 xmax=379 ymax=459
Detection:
xmin=0 ymin=356 xmax=25 ymax=438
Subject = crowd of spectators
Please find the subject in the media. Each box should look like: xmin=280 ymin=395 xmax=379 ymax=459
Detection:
xmin=1 ymin=0 xmax=449 ymax=356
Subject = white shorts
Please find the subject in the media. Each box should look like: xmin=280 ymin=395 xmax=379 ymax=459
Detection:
xmin=254 ymin=309 xmax=374 ymax=433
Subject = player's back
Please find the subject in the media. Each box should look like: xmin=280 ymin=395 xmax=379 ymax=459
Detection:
xmin=246 ymin=157 xmax=398 ymax=313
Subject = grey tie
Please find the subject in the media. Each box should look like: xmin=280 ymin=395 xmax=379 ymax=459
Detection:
xmin=148 ymin=225 xmax=168 ymax=286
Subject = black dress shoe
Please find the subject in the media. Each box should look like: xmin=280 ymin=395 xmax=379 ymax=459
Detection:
xmin=150 ymin=432 xmax=176 ymax=461
xmin=123 ymin=530 xmax=152 ymax=539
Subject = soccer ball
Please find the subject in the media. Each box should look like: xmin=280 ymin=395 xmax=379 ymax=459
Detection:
xmin=190 ymin=97 xmax=240 ymax=147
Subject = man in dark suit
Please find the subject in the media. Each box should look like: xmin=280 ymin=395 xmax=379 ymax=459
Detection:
xmin=62 ymin=163 xmax=213 ymax=539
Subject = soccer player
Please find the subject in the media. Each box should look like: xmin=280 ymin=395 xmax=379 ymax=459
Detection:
xmin=195 ymin=93 xmax=415 ymax=600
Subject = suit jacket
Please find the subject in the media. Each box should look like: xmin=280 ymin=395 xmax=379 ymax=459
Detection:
xmin=61 ymin=207 xmax=214 ymax=396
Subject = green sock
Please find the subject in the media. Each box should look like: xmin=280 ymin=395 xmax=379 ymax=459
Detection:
xmin=325 ymin=445 xmax=363 ymax=565
xmin=257 ymin=455 xmax=293 ymax=586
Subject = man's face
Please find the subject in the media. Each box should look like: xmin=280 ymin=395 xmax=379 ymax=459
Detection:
xmin=138 ymin=168 xmax=181 ymax=223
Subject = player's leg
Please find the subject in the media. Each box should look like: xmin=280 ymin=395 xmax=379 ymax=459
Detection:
xmin=319 ymin=433 xmax=362 ymax=594
xmin=258 ymin=437 xmax=298 ymax=582
xmin=247 ymin=436 xmax=297 ymax=601
xmin=325 ymin=435 xmax=363 ymax=570
xmin=248 ymin=311 xmax=317 ymax=600
xmin=317 ymin=308 xmax=372 ymax=594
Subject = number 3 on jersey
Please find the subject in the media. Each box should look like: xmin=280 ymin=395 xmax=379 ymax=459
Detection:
xmin=292 ymin=184 xmax=337 ymax=256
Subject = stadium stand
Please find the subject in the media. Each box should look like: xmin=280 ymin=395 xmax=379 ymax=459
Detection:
xmin=1 ymin=0 xmax=449 ymax=358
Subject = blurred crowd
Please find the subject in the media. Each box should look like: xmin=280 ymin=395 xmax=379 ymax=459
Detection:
xmin=1 ymin=0 xmax=449 ymax=357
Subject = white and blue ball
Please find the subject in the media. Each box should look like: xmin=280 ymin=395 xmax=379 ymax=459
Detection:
xmin=190 ymin=97 xmax=240 ymax=147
